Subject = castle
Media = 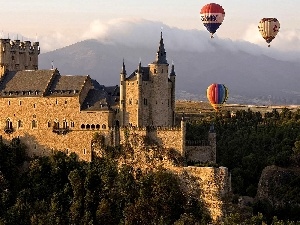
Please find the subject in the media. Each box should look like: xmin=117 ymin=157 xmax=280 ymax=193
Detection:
xmin=0 ymin=33 xmax=231 ymax=223
xmin=0 ymin=32 xmax=216 ymax=163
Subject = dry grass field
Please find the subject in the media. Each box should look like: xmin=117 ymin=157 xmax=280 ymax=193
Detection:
xmin=175 ymin=100 xmax=300 ymax=122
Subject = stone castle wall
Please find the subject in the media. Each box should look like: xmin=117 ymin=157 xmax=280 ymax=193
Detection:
xmin=186 ymin=145 xmax=215 ymax=163
xmin=119 ymin=126 xmax=184 ymax=155
xmin=0 ymin=95 xmax=113 ymax=161
xmin=183 ymin=166 xmax=231 ymax=224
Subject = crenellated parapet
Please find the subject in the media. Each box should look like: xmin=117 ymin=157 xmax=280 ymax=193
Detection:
xmin=0 ymin=39 xmax=40 ymax=77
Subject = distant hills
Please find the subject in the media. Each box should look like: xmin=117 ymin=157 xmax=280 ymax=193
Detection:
xmin=38 ymin=22 xmax=300 ymax=105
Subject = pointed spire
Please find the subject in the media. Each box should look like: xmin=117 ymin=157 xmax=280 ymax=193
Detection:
xmin=121 ymin=58 xmax=126 ymax=75
xmin=170 ymin=61 xmax=176 ymax=76
xmin=137 ymin=60 xmax=142 ymax=73
xmin=154 ymin=31 xmax=168 ymax=64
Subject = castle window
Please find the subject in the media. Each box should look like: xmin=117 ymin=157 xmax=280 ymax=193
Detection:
xmin=129 ymin=99 xmax=132 ymax=105
xmin=32 ymin=120 xmax=37 ymax=129
xmin=102 ymin=124 xmax=106 ymax=129
xmin=161 ymin=69 xmax=163 ymax=73
xmin=54 ymin=121 xmax=59 ymax=129
xmin=17 ymin=120 xmax=23 ymax=128
xmin=81 ymin=124 xmax=85 ymax=129
xmin=70 ymin=122 xmax=75 ymax=128
xmin=144 ymin=98 xmax=147 ymax=105
xmin=91 ymin=124 xmax=95 ymax=129
xmin=65 ymin=100 xmax=67 ymax=104
xmin=48 ymin=122 xmax=51 ymax=128
xmin=86 ymin=124 xmax=90 ymax=129
xmin=96 ymin=124 xmax=100 ymax=129
xmin=19 ymin=100 xmax=22 ymax=105
xmin=63 ymin=120 xmax=67 ymax=129
xmin=56 ymin=99 xmax=58 ymax=104
xmin=33 ymin=115 xmax=36 ymax=118
xmin=33 ymin=104 xmax=36 ymax=108
xmin=6 ymin=119 xmax=12 ymax=129
xmin=168 ymin=99 xmax=170 ymax=106
xmin=83 ymin=149 xmax=86 ymax=155
xmin=8 ymin=101 xmax=10 ymax=105
xmin=66 ymin=148 xmax=69 ymax=154
xmin=136 ymin=100 xmax=138 ymax=104
xmin=12 ymin=56 xmax=14 ymax=60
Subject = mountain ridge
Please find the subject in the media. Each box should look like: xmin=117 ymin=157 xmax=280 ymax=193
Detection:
xmin=39 ymin=36 xmax=300 ymax=105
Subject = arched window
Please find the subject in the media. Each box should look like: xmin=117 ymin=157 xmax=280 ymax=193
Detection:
xmin=81 ymin=124 xmax=85 ymax=129
xmin=6 ymin=119 xmax=12 ymax=129
xmin=86 ymin=124 xmax=90 ymax=129
xmin=102 ymin=124 xmax=106 ymax=129
xmin=96 ymin=124 xmax=100 ymax=129
xmin=91 ymin=124 xmax=95 ymax=129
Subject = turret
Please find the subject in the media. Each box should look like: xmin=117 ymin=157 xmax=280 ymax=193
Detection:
xmin=32 ymin=42 xmax=40 ymax=70
xmin=119 ymin=59 xmax=127 ymax=126
xmin=170 ymin=62 xmax=176 ymax=125
xmin=136 ymin=61 xmax=143 ymax=126
xmin=155 ymin=31 xmax=168 ymax=64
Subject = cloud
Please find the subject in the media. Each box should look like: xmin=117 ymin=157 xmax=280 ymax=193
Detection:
xmin=35 ymin=17 xmax=300 ymax=62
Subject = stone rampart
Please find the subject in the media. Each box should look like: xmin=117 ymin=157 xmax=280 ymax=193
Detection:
xmin=119 ymin=126 xmax=184 ymax=155
xmin=186 ymin=145 xmax=215 ymax=163
xmin=183 ymin=166 xmax=231 ymax=224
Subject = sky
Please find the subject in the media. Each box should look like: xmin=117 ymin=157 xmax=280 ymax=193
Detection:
xmin=1 ymin=0 xmax=300 ymax=54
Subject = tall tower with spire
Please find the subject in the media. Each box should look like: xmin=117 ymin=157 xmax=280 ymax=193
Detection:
xmin=118 ymin=32 xmax=176 ymax=127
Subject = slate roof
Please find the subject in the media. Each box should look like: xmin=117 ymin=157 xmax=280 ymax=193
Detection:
xmin=0 ymin=70 xmax=55 ymax=97
xmin=0 ymin=69 xmax=90 ymax=97
xmin=82 ymin=85 xmax=120 ymax=111
xmin=48 ymin=75 xmax=88 ymax=96
xmin=127 ymin=67 xmax=150 ymax=81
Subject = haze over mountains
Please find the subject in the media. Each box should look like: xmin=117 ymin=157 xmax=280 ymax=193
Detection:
xmin=38 ymin=20 xmax=300 ymax=105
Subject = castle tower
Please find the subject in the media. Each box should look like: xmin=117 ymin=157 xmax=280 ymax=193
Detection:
xmin=148 ymin=32 xmax=171 ymax=126
xmin=0 ymin=39 xmax=40 ymax=78
xmin=119 ymin=60 xmax=126 ymax=126
xmin=121 ymin=32 xmax=174 ymax=127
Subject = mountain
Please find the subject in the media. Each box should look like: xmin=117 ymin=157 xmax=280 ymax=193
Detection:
xmin=38 ymin=27 xmax=300 ymax=105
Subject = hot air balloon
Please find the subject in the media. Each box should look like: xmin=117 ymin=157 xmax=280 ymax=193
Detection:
xmin=200 ymin=3 xmax=225 ymax=38
xmin=207 ymin=83 xmax=229 ymax=111
xmin=258 ymin=18 xmax=280 ymax=47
